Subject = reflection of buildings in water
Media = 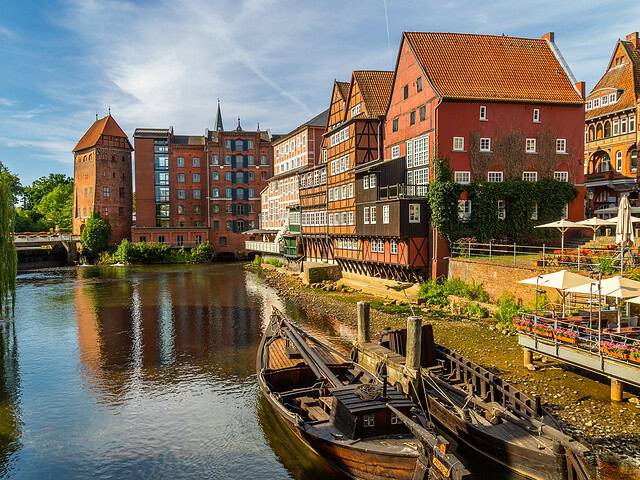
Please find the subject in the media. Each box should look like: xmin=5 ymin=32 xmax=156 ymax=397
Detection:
xmin=76 ymin=266 xmax=267 ymax=403
xmin=245 ymin=271 xmax=285 ymax=331
xmin=0 ymin=322 xmax=21 ymax=476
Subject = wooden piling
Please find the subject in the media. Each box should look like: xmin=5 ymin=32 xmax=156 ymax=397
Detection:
xmin=406 ymin=316 xmax=422 ymax=370
xmin=523 ymin=348 xmax=533 ymax=367
xmin=357 ymin=302 xmax=370 ymax=345
xmin=611 ymin=379 xmax=624 ymax=402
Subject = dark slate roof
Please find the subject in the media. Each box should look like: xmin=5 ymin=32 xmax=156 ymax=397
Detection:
xmin=134 ymin=128 xmax=170 ymax=139
xmin=172 ymin=135 xmax=206 ymax=145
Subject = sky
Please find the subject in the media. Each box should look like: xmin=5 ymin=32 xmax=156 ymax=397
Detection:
xmin=0 ymin=0 xmax=638 ymax=185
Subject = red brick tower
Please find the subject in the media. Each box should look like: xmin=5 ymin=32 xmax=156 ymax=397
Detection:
xmin=72 ymin=114 xmax=133 ymax=244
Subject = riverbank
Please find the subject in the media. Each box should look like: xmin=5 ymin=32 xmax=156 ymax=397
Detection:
xmin=255 ymin=265 xmax=640 ymax=478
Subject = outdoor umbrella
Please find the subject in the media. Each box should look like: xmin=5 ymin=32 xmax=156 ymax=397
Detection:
xmin=565 ymin=275 xmax=640 ymax=331
xmin=607 ymin=215 xmax=640 ymax=225
xmin=615 ymin=195 xmax=636 ymax=273
xmin=534 ymin=219 xmax=582 ymax=252
xmin=518 ymin=270 xmax=592 ymax=316
xmin=576 ymin=217 xmax=616 ymax=240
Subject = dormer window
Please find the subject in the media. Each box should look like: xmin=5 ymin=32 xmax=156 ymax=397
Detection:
xmin=609 ymin=93 xmax=617 ymax=103
xmin=479 ymin=105 xmax=487 ymax=121
xmin=593 ymin=98 xmax=600 ymax=108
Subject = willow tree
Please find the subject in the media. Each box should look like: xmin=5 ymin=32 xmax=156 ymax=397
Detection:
xmin=0 ymin=178 xmax=16 ymax=318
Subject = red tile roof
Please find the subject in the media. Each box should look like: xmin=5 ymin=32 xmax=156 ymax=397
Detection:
xmin=73 ymin=115 xmax=131 ymax=152
xmin=351 ymin=70 xmax=394 ymax=117
xmin=586 ymin=40 xmax=640 ymax=119
xmin=336 ymin=81 xmax=351 ymax=101
xmin=403 ymin=32 xmax=583 ymax=104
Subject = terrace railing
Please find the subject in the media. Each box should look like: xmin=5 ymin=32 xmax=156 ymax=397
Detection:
xmin=450 ymin=240 xmax=637 ymax=272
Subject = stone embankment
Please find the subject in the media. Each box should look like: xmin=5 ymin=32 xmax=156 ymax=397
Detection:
xmin=256 ymin=265 xmax=640 ymax=478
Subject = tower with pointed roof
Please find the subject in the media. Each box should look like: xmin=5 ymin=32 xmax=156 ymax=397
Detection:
xmin=72 ymin=114 xmax=133 ymax=244
xmin=215 ymin=99 xmax=224 ymax=131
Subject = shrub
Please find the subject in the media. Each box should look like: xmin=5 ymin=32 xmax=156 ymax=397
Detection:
xmin=419 ymin=278 xmax=490 ymax=306
xmin=80 ymin=213 xmax=111 ymax=259
xmin=188 ymin=242 xmax=214 ymax=263
xmin=494 ymin=294 xmax=526 ymax=328
xmin=252 ymin=255 xmax=262 ymax=266
xmin=418 ymin=280 xmax=448 ymax=306
xmin=465 ymin=302 xmax=489 ymax=319
xmin=264 ymin=257 xmax=284 ymax=267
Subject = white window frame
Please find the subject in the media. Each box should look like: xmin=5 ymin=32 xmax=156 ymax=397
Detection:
xmin=487 ymin=171 xmax=503 ymax=183
xmin=409 ymin=204 xmax=420 ymax=223
xmin=391 ymin=145 xmax=400 ymax=159
xmin=613 ymin=118 xmax=620 ymax=136
xmin=497 ymin=200 xmax=506 ymax=220
xmin=479 ymin=137 xmax=491 ymax=152
xmin=453 ymin=136 xmax=464 ymax=152
xmin=629 ymin=114 xmax=636 ymax=132
xmin=363 ymin=176 xmax=370 ymax=189
xmin=370 ymin=206 xmax=377 ymax=224
xmin=458 ymin=200 xmax=471 ymax=222
xmin=454 ymin=171 xmax=471 ymax=185
xmin=390 ymin=239 xmax=398 ymax=254
xmin=522 ymin=171 xmax=538 ymax=182
xmin=479 ymin=105 xmax=487 ymax=121
xmin=562 ymin=204 xmax=569 ymax=220
xmin=533 ymin=108 xmax=540 ymax=123
xmin=525 ymin=138 xmax=537 ymax=154
xmin=556 ymin=138 xmax=567 ymax=154
xmin=621 ymin=117 xmax=627 ymax=134
xmin=616 ymin=151 xmax=623 ymax=172
xmin=369 ymin=174 xmax=377 ymax=188
xmin=554 ymin=171 xmax=569 ymax=182
xmin=363 ymin=207 xmax=370 ymax=224
xmin=383 ymin=205 xmax=390 ymax=224
xmin=350 ymin=103 xmax=361 ymax=117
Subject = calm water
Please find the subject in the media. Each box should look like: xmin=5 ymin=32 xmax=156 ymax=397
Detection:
xmin=0 ymin=264 xmax=349 ymax=479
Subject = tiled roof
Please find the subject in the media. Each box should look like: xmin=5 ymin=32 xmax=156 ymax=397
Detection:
xmin=172 ymin=135 xmax=206 ymax=146
xmin=352 ymin=70 xmax=394 ymax=117
xmin=74 ymin=115 xmax=131 ymax=152
xmin=336 ymin=81 xmax=351 ymax=101
xmin=586 ymin=40 xmax=640 ymax=119
xmin=134 ymin=128 xmax=170 ymax=138
xmin=404 ymin=32 xmax=583 ymax=104
xmin=276 ymin=109 xmax=329 ymax=144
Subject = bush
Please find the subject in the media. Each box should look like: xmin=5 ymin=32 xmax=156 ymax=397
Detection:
xmin=188 ymin=242 xmax=213 ymax=263
xmin=263 ymin=257 xmax=284 ymax=267
xmin=419 ymin=278 xmax=490 ymax=306
xmin=493 ymin=294 xmax=527 ymax=329
xmin=80 ymin=213 xmax=111 ymax=259
xmin=252 ymin=255 xmax=262 ymax=266
xmin=103 ymin=240 xmax=214 ymax=265
xmin=418 ymin=280 xmax=449 ymax=306
xmin=466 ymin=302 xmax=489 ymax=319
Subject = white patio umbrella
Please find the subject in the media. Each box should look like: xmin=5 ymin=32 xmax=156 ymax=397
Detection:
xmin=565 ymin=275 xmax=640 ymax=331
xmin=576 ymin=217 xmax=616 ymax=240
xmin=534 ymin=219 xmax=583 ymax=252
xmin=518 ymin=270 xmax=592 ymax=316
xmin=616 ymin=195 xmax=636 ymax=274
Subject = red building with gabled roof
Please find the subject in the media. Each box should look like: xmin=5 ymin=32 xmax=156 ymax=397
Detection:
xmin=384 ymin=31 xmax=586 ymax=276
xmin=72 ymin=114 xmax=133 ymax=244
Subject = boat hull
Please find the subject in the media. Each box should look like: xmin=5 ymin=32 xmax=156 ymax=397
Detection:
xmin=427 ymin=396 xmax=565 ymax=480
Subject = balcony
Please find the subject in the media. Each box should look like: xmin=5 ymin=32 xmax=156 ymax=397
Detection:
xmin=378 ymin=183 xmax=429 ymax=200
xmin=245 ymin=240 xmax=282 ymax=254
xmin=584 ymin=169 xmax=636 ymax=186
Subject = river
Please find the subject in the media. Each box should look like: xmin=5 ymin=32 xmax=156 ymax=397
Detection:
xmin=0 ymin=263 xmax=348 ymax=479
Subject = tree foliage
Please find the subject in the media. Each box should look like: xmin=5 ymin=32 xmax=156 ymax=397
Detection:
xmin=35 ymin=183 xmax=73 ymax=230
xmin=80 ymin=213 xmax=111 ymax=258
xmin=0 ymin=178 xmax=17 ymax=318
xmin=15 ymin=173 xmax=73 ymax=232
xmin=0 ymin=161 xmax=22 ymax=205
xmin=22 ymin=174 xmax=73 ymax=210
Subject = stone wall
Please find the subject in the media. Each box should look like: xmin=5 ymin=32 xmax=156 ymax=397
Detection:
xmin=302 ymin=262 xmax=342 ymax=285
xmin=448 ymin=258 xmax=562 ymax=306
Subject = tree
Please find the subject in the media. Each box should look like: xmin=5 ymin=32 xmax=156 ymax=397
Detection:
xmin=0 ymin=178 xmax=17 ymax=318
xmin=80 ymin=213 xmax=111 ymax=259
xmin=35 ymin=183 xmax=73 ymax=230
xmin=22 ymin=173 xmax=72 ymax=210
xmin=0 ymin=161 xmax=22 ymax=205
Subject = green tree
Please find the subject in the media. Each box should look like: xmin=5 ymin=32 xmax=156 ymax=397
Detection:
xmin=22 ymin=173 xmax=72 ymax=210
xmin=80 ymin=213 xmax=111 ymax=259
xmin=35 ymin=183 xmax=73 ymax=230
xmin=0 ymin=161 xmax=22 ymax=205
xmin=0 ymin=178 xmax=17 ymax=318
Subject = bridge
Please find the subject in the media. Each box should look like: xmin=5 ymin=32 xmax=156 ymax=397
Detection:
xmin=13 ymin=232 xmax=80 ymax=267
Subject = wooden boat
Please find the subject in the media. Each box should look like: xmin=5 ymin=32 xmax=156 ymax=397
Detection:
xmin=257 ymin=309 xmax=472 ymax=480
xmin=379 ymin=328 xmax=593 ymax=480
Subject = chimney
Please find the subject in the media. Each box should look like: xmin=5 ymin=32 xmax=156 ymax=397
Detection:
xmin=575 ymin=81 xmax=586 ymax=99
xmin=626 ymin=32 xmax=639 ymax=49
xmin=542 ymin=32 xmax=555 ymax=43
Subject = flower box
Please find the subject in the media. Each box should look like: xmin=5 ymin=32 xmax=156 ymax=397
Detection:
xmin=533 ymin=326 xmax=554 ymax=338
xmin=629 ymin=355 xmax=640 ymax=365
xmin=600 ymin=346 xmax=629 ymax=360
xmin=556 ymin=335 xmax=579 ymax=345
xmin=514 ymin=323 xmax=532 ymax=333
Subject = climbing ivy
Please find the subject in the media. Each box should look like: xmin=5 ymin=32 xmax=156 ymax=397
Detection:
xmin=428 ymin=161 xmax=577 ymax=244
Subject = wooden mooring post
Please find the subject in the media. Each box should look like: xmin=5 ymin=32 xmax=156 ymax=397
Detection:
xmin=611 ymin=378 xmax=624 ymax=402
xmin=523 ymin=348 xmax=533 ymax=367
xmin=357 ymin=301 xmax=370 ymax=345
xmin=406 ymin=316 xmax=422 ymax=370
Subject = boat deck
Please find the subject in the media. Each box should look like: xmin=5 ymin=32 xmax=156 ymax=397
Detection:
xmin=268 ymin=337 xmax=341 ymax=370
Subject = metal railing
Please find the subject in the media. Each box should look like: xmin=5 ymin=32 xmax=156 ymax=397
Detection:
xmin=378 ymin=183 xmax=429 ymax=200
xmin=245 ymin=240 xmax=282 ymax=254
xmin=450 ymin=240 xmax=636 ymax=272
xmin=515 ymin=313 xmax=640 ymax=367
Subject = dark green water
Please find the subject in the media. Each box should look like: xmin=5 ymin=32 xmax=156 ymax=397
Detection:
xmin=0 ymin=264 xmax=347 ymax=479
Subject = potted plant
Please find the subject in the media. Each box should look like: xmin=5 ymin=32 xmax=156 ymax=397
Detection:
xmin=512 ymin=316 xmax=532 ymax=333
xmin=600 ymin=341 xmax=630 ymax=360
xmin=629 ymin=346 xmax=640 ymax=365
xmin=554 ymin=327 xmax=580 ymax=345
xmin=533 ymin=323 xmax=554 ymax=338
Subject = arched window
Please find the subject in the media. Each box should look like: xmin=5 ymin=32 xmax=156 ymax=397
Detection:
xmin=588 ymin=125 xmax=595 ymax=142
xmin=598 ymin=152 xmax=611 ymax=173
xmin=604 ymin=120 xmax=611 ymax=137
xmin=616 ymin=151 xmax=623 ymax=172
xmin=596 ymin=123 xmax=603 ymax=139
xmin=631 ymin=150 xmax=638 ymax=171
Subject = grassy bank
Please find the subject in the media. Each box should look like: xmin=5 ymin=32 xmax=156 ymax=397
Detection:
xmin=255 ymin=265 xmax=640 ymax=474
xmin=99 ymin=240 xmax=214 ymax=265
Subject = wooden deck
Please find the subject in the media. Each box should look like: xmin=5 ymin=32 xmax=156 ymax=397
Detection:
xmin=268 ymin=337 xmax=340 ymax=370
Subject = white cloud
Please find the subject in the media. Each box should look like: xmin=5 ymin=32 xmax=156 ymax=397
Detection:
xmin=0 ymin=97 xmax=15 ymax=107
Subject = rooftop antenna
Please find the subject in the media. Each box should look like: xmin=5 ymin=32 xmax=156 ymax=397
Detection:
xmin=95 ymin=112 xmax=98 ymax=121
xmin=108 ymin=106 xmax=111 ymax=115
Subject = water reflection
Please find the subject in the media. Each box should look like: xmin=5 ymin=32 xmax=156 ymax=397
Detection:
xmin=0 ymin=322 xmax=20 ymax=477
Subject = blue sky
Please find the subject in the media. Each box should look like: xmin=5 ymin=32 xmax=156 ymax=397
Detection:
xmin=0 ymin=0 xmax=638 ymax=185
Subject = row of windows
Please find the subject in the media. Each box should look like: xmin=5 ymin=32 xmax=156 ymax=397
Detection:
xmin=369 ymin=239 xmax=399 ymax=254
xmin=211 ymin=203 xmax=255 ymax=214
xmin=363 ymin=174 xmax=377 ymax=189
xmin=330 ymin=154 xmax=350 ymax=176
xmin=391 ymin=105 xmax=427 ymax=133
xmin=363 ymin=205 xmax=391 ymax=225
xmin=300 ymin=168 xmax=327 ymax=188
xmin=350 ymin=103 xmax=361 ymax=117
xmin=336 ymin=238 xmax=358 ymax=250
xmin=328 ymin=211 xmax=355 ymax=226
xmin=275 ymin=153 xmax=305 ymax=174
xmin=328 ymin=183 xmax=354 ymax=201
xmin=406 ymin=168 xmax=429 ymax=196
xmin=453 ymin=170 xmax=569 ymax=184
xmin=469 ymin=137 xmax=567 ymax=154
xmin=330 ymin=127 xmax=349 ymax=147
xmin=211 ymin=154 xmax=268 ymax=165
xmin=102 ymin=186 xmax=126 ymax=198
xmin=176 ymin=205 xmax=202 ymax=215
xmin=224 ymin=139 xmax=255 ymax=150
xmin=586 ymin=92 xmax=618 ymax=111
xmin=176 ymin=157 xmax=200 ymax=167
xmin=275 ymin=133 xmax=307 ymax=158
xmin=302 ymin=211 xmax=327 ymax=226
xmin=586 ymin=114 xmax=636 ymax=142
xmin=139 ymin=235 xmax=204 ymax=246
xmin=406 ymin=134 xmax=429 ymax=168
xmin=457 ymin=199 xmax=567 ymax=222
xmin=211 ymin=187 xmax=256 ymax=198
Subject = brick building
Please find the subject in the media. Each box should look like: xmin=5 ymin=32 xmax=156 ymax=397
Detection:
xmin=584 ymin=32 xmax=639 ymax=216
xmin=72 ymin=114 xmax=133 ymax=245
xmin=132 ymin=103 xmax=274 ymax=259
xmin=384 ymin=31 xmax=586 ymax=276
